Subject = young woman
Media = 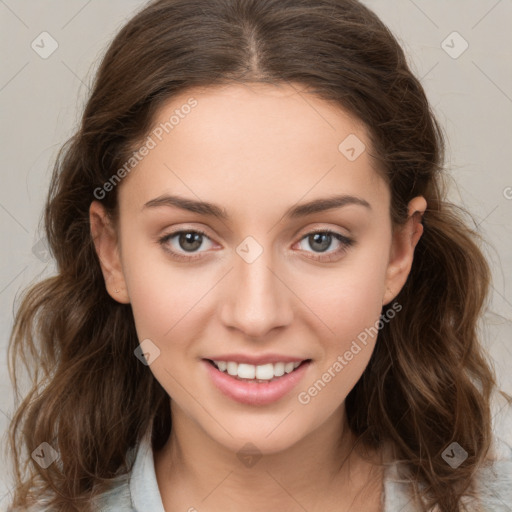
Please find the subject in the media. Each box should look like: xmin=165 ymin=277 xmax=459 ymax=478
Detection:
xmin=6 ymin=0 xmax=512 ymax=511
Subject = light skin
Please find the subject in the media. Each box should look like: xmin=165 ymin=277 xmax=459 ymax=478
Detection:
xmin=90 ymin=82 xmax=426 ymax=511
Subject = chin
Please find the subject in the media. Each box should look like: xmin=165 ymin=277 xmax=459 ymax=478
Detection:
xmin=201 ymin=411 xmax=314 ymax=456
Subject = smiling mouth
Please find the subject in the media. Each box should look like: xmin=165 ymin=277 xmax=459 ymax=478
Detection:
xmin=206 ymin=359 xmax=311 ymax=383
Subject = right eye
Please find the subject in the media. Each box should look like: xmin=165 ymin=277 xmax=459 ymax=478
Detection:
xmin=294 ymin=229 xmax=354 ymax=262
xmin=158 ymin=229 xmax=215 ymax=261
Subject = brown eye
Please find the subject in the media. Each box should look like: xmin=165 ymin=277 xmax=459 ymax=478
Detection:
xmin=307 ymin=232 xmax=333 ymax=252
xmin=296 ymin=230 xmax=354 ymax=261
xmin=176 ymin=232 xmax=204 ymax=252
xmin=158 ymin=229 xmax=214 ymax=261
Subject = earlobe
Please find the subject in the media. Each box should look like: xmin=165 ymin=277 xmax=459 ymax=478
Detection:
xmin=382 ymin=196 xmax=427 ymax=305
xmin=89 ymin=201 xmax=130 ymax=304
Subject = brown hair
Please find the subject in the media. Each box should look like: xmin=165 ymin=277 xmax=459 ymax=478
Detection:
xmin=6 ymin=0 xmax=506 ymax=510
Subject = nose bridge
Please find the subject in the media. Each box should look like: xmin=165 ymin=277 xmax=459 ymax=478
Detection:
xmin=220 ymin=237 xmax=293 ymax=337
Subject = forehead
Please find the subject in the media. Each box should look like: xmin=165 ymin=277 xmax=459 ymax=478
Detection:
xmin=118 ymin=82 xmax=389 ymax=220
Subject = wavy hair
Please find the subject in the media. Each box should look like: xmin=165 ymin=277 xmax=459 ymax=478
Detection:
xmin=6 ymin=0 xmax=505 ymax=510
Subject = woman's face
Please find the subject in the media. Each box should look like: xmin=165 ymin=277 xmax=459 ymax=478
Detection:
xmin=91 ymin=82 xmax=424 ymax=454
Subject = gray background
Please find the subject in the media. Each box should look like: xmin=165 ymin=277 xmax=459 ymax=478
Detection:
xmin=1 ymin=0 xmax=511 ymax=508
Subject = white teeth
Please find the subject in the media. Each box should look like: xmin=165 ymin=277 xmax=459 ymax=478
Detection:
xmin=226 ymin=361 xmax=238 ymax=376
xmin=237 ymin=363 xmax=256 ymax=379
xmin=216 ymin=361 xmax=227 ymax=372
xmin=255 ymin=363 xmax=274 ymax=380
xmin=284 ymin=362 xmax=295 ymax=374
xmin=273 ymin=362 xmax=285 ymax=377
xmin=212 ymin=360 xmax=305 ymax=380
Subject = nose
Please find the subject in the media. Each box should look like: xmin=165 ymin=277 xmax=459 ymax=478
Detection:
xmin=219 ymin=246 xmax=294 ymax=339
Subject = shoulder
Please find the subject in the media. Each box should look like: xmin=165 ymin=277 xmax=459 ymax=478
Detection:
xmin=18 ymin=431 xmax=164 ymax=512
xmin=88 ymin=441 xmax=140 ymax=511
xmin=91 ymin=430 xmax=165 ymax=511
xmin=471 ymin=389 xmax=512 ymax=510
xmin=8 ymin=477 xmax=135 ymax=512
xmin=382 ymin=387 xmax=512 ymax=512
xmin=8 ymin=444 xmax=139 ymax=512
xmin=89 ymin=475 xmax=135 ymax=511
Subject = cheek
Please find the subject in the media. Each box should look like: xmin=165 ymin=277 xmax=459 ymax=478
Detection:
xmin=295 ymin=266 xmax=388 ymax=413
xmin=291 ymin=244 xmax=390 ymax=410
xmin=296 ymin=243 xmax=390 ymax=347
xmin=120 ymin=229 xmax=214 ymax=340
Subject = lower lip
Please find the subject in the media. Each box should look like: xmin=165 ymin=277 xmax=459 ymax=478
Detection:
xmin=203 ymin=359 xmax=311 ymax=406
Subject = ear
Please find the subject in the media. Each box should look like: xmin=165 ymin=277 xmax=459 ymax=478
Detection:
xmin=89 ymin=201 xmax=130 ymax=304
xmin=382 ymin=196 xmax=427 ymax=305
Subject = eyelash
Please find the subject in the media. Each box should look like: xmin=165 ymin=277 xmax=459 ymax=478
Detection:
xmin=158 ymin=228 xmax=354 ymax=262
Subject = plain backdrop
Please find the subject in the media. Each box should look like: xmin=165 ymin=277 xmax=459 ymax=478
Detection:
xmin=1 ymin=0 xmax=511 ymax=508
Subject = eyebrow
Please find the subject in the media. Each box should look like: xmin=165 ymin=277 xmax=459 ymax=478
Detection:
xmin=142 ymin=193 xmax=371 ymax=220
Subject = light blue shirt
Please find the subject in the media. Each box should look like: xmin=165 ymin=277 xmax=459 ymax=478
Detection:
xmin=20 ymin=389 xmax=512 ymax=511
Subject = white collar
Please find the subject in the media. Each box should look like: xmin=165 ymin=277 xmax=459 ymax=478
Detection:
xmin=129 ymin=429 xmax=166 ymax=512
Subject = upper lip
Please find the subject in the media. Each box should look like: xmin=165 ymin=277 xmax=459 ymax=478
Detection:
xmin=204 ymin=354 xmax=310 ymax=365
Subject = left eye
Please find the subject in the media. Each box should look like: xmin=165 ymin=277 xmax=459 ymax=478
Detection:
xmin=296 ymin=230 xmax=353 ymax=255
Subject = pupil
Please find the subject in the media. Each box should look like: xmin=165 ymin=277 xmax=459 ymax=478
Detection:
xmin=310 ymin=233 xmax=330 ymax=252
xmin=180 ymin=232 xmax=202 ymax=252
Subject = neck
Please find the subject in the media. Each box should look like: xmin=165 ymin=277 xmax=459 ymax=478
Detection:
xmin=154 ymin=400 xmax=385 ymax=511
